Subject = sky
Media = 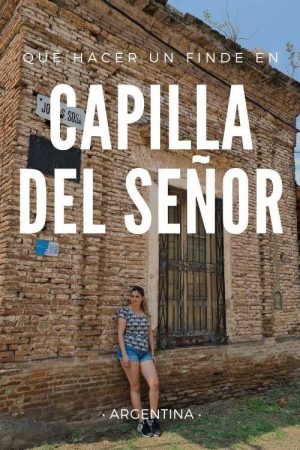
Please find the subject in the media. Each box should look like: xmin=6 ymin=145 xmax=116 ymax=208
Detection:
xmin=169 ymin=0 xmax=300 ymax=184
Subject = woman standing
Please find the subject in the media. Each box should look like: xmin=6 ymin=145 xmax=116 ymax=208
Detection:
xmin=116 ymin=285 xmax=162 ymax=437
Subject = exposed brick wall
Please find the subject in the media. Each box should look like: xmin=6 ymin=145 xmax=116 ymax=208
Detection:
xmin=0 ymin=9 xmax=24 ymax=362
xmin=0 ymin=0 xmax=299 ymax=420
xmin=0 ymin=337 xmax=299 ymax=420
xmin=297 ymin=186 xmax=300 ymax=243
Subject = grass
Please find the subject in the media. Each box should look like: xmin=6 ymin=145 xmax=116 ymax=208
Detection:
xmin=31 ymin=379 xmax=300 ymax=450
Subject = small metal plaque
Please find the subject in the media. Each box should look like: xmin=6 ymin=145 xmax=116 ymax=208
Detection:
xmin=27 ymin=134 xmax=81 ymax=182
xmin=35 ymin=240 xmax=60 ymax=256
xmin=36 ymin=94 xmax=85 ymax=130
xmin=274 ymin=290 xmax=283 ymax=310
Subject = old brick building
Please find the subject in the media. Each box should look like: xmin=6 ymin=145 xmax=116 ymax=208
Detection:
xmin=0 ymin=0 xmax=300 ymax=422
xmin=297 ymin=185 xmax=300 ymax=246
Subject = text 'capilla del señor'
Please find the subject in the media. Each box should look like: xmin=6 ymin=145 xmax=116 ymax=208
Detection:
xmin=19 ymin=84 xmax=283 ymax=235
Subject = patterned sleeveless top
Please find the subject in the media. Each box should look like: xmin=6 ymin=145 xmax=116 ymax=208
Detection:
xmin=118 ymin=306 xmax=150 ymax=352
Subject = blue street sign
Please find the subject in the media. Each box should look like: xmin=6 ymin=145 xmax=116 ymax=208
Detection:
xmin=35 ymin=240 xmax=59 ymax=256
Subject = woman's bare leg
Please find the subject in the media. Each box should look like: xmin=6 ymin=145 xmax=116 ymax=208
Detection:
xmin=121 ymin=362 xmax=143 ymax=422
xmin=140 ymin=360 xmax=159 ymax=418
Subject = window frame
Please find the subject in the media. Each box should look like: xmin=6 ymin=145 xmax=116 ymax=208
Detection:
xmin=157 ymin=186 xmax=227 ymax=349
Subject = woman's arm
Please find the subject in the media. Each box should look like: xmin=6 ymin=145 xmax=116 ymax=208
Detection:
xmin=118 ymin=317 xmax=130 ymax=367
xmin=148 ymin=318 xmax=155 ymax=359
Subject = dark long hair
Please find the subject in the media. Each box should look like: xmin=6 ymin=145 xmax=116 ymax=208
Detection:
xmin=130 ymin=285 xmax=150 ymax=316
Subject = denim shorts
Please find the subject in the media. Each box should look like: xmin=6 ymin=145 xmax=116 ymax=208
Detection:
xmin=116 ymin=345 xmax=152 ymax=363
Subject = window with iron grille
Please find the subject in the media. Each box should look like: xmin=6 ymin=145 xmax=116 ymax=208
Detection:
xmin=158 ymin=187 xmax=226 ymax=349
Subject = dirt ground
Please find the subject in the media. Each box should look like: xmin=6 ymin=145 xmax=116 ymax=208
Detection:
xmin=31 ymin=380 xmax=300 ymax=450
